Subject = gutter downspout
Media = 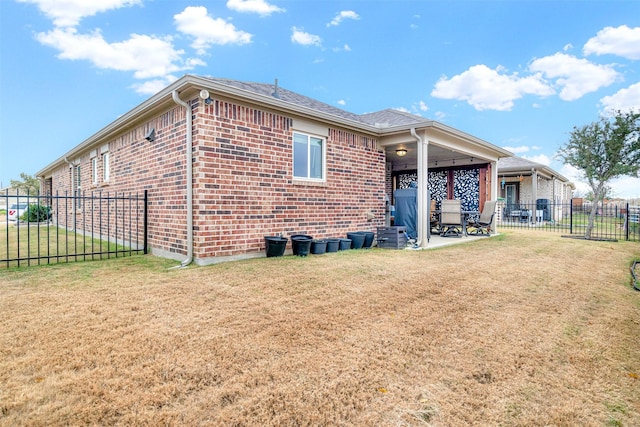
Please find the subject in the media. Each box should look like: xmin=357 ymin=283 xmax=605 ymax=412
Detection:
xmin=172 ymin=90 xmax=193 ymax=268
xmin=410 ymin=128 xmax=427 ymax=247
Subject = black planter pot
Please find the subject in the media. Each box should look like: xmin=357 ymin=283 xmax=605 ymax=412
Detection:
xmin=339 ymin=238 xmax=352 ymax=250
xmin=326 ymin=238 xmax=340 ymax=253
xmin=347 ymin=232 xmax=366 ymax=249
xmin=310 ymin=239 xmax=327 ymax=255
xmin=291 ymin=235 xmax=313 ymax=256
xmin=264 ymin=236 xmax=288 ymax=257
xmin=361 ymin=231 xmax=375 ymax=248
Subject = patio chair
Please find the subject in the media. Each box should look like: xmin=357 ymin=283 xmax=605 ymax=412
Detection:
xmin=467 ymin=200 xmax=497 ymax=236
xmin=430 ymin=199 xmax=440 ymax=234
xmin=440 ymin=199 xmax=463 ymax=237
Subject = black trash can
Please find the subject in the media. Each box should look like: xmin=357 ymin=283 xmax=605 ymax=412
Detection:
xmin=291 ymin=235 xmax=313 ymax=256
xmin=326 ymin=238 xmax=340 ymax=253
xmin=339 ymin=238 xmax=352 ymax=250
xmin=264 ymin=236 xmax=288 ymax=257
xmin=347 ymin=232 xmax=366 ymax=249
xmin=361 ymin=231 xmax=375 ymax=248
xmin=310 ymin=239 xmax=328 ymax=255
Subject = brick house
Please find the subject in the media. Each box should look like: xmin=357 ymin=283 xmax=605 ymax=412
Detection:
xmin=36 ymin=75 xmax=511 ymax=265
xmin=497 ymin=156 xmax=575 ymax=222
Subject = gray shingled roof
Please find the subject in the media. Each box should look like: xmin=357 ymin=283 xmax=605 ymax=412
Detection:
xmin=202 ymin=76 xmax=426 ymax=127
xmin=498 ymin=156 xmax=572 ymax=183
xmin=358 ymin=109 xmax=426 ymax=127
xmin=498 ymin=156 xmax=542 ymax=169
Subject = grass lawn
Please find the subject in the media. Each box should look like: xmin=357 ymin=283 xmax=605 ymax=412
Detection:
xmin=1 ymin=224 xmax=139 ymax=268
xmin=1 ymin=229 xmax=639 ymax=426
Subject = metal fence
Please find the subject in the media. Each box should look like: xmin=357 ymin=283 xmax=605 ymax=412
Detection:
xmin=496 ymin=200 xmax=640 ymax=242
xmin=2 ymin=190 xmax=147 ymax=268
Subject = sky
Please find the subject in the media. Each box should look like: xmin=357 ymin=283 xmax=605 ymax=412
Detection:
xmin=1 ymin=0 xmax=639 ymax=198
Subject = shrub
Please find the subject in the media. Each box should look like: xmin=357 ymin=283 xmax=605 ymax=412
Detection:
xmin=22 ymin=205 xmax=51 ymax=223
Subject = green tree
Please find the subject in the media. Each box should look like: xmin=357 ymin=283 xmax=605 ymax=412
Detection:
xmin=9 ymin=172 xmax=40 ymax=195
xmin=557 ymin=110 xmax=640 ymax=239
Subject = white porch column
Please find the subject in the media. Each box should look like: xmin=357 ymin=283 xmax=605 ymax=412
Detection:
xmin=531 ymin=169 xmax=538 ymax=223
xmin=490 ymin=160 xmax=498 ymax=234
xmin=417 ymin=136 xmax=429 ymax=248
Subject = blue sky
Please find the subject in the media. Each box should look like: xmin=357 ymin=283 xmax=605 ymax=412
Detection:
xmin=1 ymin=0 xmax=639 ymax=198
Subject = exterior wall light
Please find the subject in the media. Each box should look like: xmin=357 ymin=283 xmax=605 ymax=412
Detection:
xmin=396 ymin=149 xmax=407 ymax=157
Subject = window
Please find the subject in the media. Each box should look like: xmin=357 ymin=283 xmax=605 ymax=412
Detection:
xmin=91 ymin=157 xmax=98 ymax=185
xmin=293 ymin=132 xmax=325 ymax=180
xmin=102 ymin=151 xmax=110 ymax=182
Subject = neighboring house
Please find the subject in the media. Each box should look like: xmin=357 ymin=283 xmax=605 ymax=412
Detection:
xmin=36 ymin=75 xmax=512 ymax=264
xmin=497 ymin=156 xmax=575 ymax=222
xmin=1 ymin=186 xmax=37 ymax=212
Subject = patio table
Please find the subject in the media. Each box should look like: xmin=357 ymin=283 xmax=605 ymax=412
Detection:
xmin=431 ymin=210 xmax=479 ymax=236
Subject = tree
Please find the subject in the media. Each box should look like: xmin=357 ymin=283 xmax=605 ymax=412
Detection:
xmin=9 ymin=172 xmax=40 ymax=195
xmin=556 ymin=110 xmax=640 ymax=239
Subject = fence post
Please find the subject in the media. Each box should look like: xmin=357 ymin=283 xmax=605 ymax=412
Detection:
xmin=625 ymin=202 xmax=630 ymax=241
xmin=143 ymin=190 xmax=148 ymax=255
xmin=570 ymin=199 xmax=573 ymax=234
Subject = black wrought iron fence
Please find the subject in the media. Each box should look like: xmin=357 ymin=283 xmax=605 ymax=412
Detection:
xmin=2 ymin=190 xmax=147 ymax=268
xmin=496 ymin=200 xmax=639 ymax=242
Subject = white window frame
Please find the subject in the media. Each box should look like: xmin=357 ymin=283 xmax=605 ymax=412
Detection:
xmin=102 ymin=151 xmax=110 ymax=182
xmin=292 ymin=131 xmax=326 ymax=182
xmin=91 ymin=157 xmax=98 ymax=185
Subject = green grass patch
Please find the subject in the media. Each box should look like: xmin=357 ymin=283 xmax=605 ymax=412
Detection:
xmin=0 ymin=224 xmax=142 ymax=268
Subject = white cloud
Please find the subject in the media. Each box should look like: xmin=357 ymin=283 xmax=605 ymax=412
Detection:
xmin=327 ymin=10 xmax=360 ymax=27
xmin=529 ymin=53 xmax=620 ymax=101
xmin=418 ymin=101 xmax=428 ymax=112
xmin=523 ymin=153 xmax=551 ymax=166
xmin=337 ymin=99 xmax=346 ymax=106
xmin=609 ymin=176 xmax=640 ymax=198
xmin=226 ymin=0 xmax=284 ymax=16
xmin=559 ymin=163 xmax=640 ymax=199
xmin=175 ymin=6 xmax=252 ymax=55
xmin=291 ymin=27 xmax=321 ymax=47
xmin=332 ymin=44 xmax=351 ymax=52
xmin=558 ymin=163 xmax=589 ymax=193
xmin=18 ymin=0 xmax=141 ymax=28
xmin=583 ymin=25 xmax=640 ymax=60
xmin=130 ymin=76 xmax=177 ymax=95
xmin=431 ymin=64 xmax=554 ymax=111
xmin=600 ymin=82 xmax=640 ymax=116
xmin=502 ymin=145 xmax=530 ymax=154
xmin=563 ymin=43 xmax=573 ymax=52
xmin=35 ymin=27 xmax=192 ymax=79
xmin=434 ymin=111 xmax=446 ymax=121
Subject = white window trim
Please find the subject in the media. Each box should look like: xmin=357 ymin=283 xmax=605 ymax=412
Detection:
xmin=91 ymin=157 xmax=98 ymax=185
xmin=293 ymin=131 xmax=326 ymax=182
xmin=102 ymin=151 xmax=110 ymax=182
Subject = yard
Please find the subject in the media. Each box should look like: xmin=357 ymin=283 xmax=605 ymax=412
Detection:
xmin=1 ymin=230 xmax=639 ymax=426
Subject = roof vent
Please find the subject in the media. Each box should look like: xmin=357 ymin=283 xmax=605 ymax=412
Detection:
xmin=272 ymin=78 xmax=280 ymax=99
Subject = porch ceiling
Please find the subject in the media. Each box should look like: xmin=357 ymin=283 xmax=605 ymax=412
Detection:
xmin=385 ymin=143 xmax=484 ymax=171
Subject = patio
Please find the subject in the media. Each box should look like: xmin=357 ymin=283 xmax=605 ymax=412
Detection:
xmin=379 ymin=124 xmax=511 ymax=249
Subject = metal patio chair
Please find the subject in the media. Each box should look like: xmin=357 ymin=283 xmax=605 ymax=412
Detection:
xmin=440 ymin=199 xmax=463 ymax=238
xmin=467 ymin=200 xmax=497 ymax=236
xmin=430 ymin=199 xmax=440 ymax=234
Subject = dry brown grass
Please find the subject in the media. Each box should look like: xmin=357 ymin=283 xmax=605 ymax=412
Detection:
xmin=1 ymin=229 xmax=639 ymax=426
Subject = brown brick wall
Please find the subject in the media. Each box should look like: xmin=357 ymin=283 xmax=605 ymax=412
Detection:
xmin=48 ymin=95 xmax=387 ymax=261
